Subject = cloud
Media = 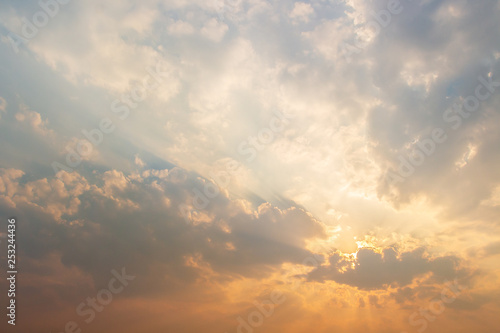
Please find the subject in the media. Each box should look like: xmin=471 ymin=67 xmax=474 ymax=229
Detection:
xmin=0 ymin=96 xmax=5 ymax=121
xmin=3 ymin=1 xmax=180 ymax=96
xmin=0 ymin=166 xmax=327 ymax=297
xmin=290 ymin=2 xmax=314 ymax=23
xmin=14 ymin=104 xmax=54 ymax=136
xmin=467 ymin=240 xmax=500 ymax=259
xmin=0 ymin=96 xmax=6 ymax=112
xmin=0 ymin=1 xmax=498 ymax=332
xmin=201 ymin=18 xmax=228 ymax=42
xmin=167 ymin=20 xmax=195 ymax=36
xmin=308 ymin=247 xmax=470 ymax=290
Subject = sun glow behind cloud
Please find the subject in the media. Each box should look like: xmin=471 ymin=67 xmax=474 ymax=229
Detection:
xmin=0 ymin=0 xmax=500 ymax=332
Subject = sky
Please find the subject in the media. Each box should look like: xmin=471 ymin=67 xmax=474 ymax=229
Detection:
xmin=0 ymin=0 xmax=500 ymax=332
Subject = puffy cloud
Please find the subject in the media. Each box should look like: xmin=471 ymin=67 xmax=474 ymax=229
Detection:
xmin=0 ymin=0 xmax=499 ymax=331
xmin=290 ymin=2 xmax=314 ymax=23
xmin=201 ymin=18 xmax=228 ymax=42
xmin=0 ymin=167 xmax=327 ymax=295
xmin=15 ymin=104 xmax=54 ymax=137
xmin=0 ymin=96 xmax=6 ymax=114
xmin=308 ymin=247 xmax=470 ymax=290
xmin=0 ymin=168 xmax=89 ymax=220
xmin=0 ymin=168 xmax=24 ymax=199
xmin=167 ymin=20 xmax=196 ymax=36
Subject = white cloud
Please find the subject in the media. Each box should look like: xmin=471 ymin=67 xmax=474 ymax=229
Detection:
xmin=0 ymin=96 xmax=6 ymax=112
xmin=290 ymin=2 xmax=314 ymax=23
xmin=10 ymin=1 xmax=179 ymax=96
xmin=15 ymin=104 xmax=54 ymax=137
xmin=167 ymin=20 xmax=195 ymax=36
xmin=201 ymin=18 xmax=228 ymax=42
xmin=0 ymin=0 xmax=499 ymax=280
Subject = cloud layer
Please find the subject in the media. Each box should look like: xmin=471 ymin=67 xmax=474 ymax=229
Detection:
xmin=1 ymin=0 xmax=500 ymax=332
